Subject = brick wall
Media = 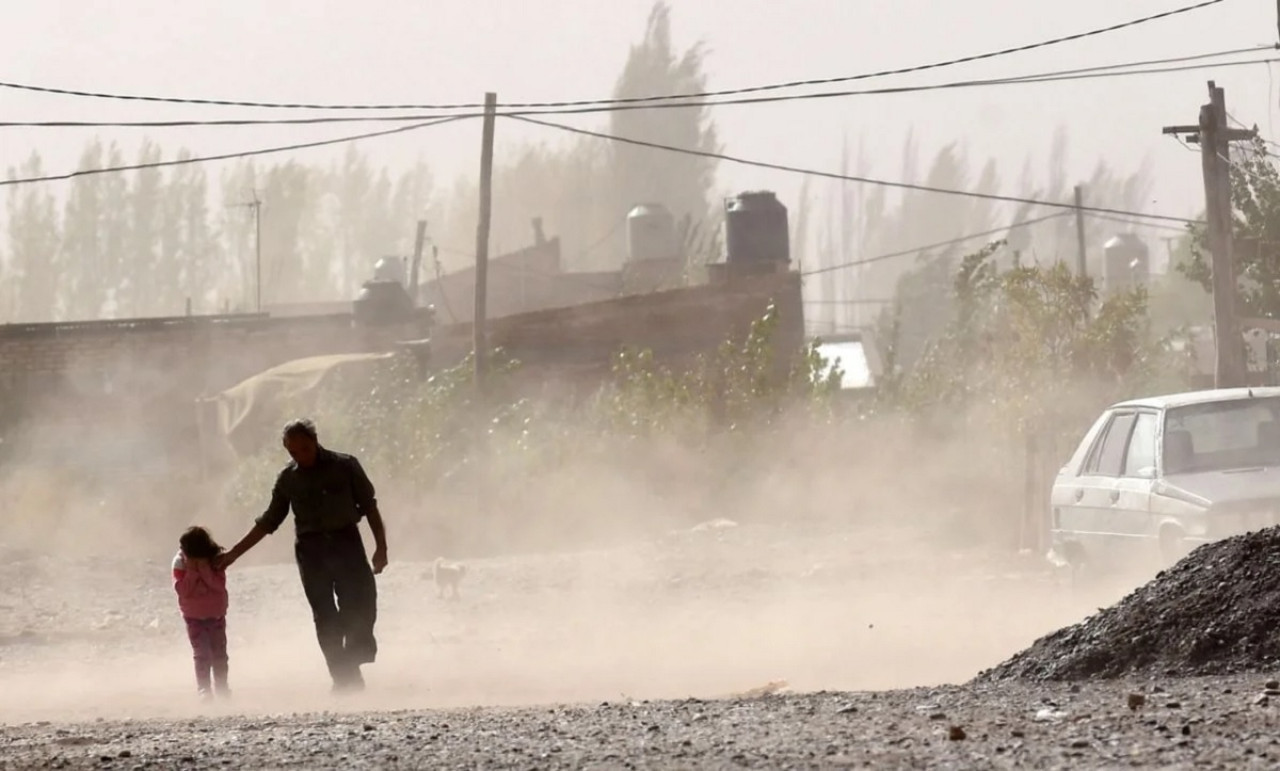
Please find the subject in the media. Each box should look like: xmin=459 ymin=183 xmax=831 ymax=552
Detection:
xmin=0 ymin=311 xmax=432 ymax=479
xmin=420 ymin=238 xmax=623 ymax=324
xmin=431 ymin=270 xmax=804 ymax=383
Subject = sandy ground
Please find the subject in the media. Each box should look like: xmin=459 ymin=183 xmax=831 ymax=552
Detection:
xmin=1 ymin=518 xmax=1193 ymax=767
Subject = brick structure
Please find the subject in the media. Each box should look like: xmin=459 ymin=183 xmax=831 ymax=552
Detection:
xmin=0 ymin=310 xmax=431 ymax=479
xmin=0 ymin=265 xmax=802 ymax=490
xmin=419 ymin=237 xmax=622 ymax=324
xmin=432 ymin=269 xmax=804 ymax=387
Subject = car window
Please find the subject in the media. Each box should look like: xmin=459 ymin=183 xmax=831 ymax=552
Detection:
xmin=1123 ymin=412 xmax=1158 ymax=476
xmin=1085 ymin=412 xmax=1137 ymax=477
xmin=1165 ymin=396 xmax=1280 ymax=473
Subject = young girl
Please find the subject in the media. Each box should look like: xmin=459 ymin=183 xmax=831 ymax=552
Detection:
xmin=172 ymin=526 xmax=231 ymax=700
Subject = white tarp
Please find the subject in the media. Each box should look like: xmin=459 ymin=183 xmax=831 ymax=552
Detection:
xmin=196 ymin=352 xmax=393 ymax=463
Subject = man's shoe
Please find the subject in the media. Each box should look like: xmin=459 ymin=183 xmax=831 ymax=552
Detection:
xmin=331 ymin=666 xmax=365 ymax=694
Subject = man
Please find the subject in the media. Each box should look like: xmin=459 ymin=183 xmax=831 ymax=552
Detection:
xmin=218 ymin=419 xmax=389 ymax=692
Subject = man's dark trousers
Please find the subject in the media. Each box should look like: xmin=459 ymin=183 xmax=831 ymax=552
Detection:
xmin=294 ymin=525 xmax=378 ymax=683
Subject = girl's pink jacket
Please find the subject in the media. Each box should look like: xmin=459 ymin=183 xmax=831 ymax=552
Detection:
xmin=172 ymin=550 xmax=229 ymax=620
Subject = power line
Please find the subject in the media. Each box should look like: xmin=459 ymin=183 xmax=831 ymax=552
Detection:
xmin=0 ymin=0 xmax=1231 ymax=113
xmin=0 ymin=116 xmax=471 ymax=188
xmin=511 ymin=115 xmax=1202 ymax=225
xmin=1085 ymin=212 xmax=1194 ymax=232
xmin=800 ymin=214 xmax=1069 ymax=277
xmin=0 ymin=47 xmax=1270 ymax=129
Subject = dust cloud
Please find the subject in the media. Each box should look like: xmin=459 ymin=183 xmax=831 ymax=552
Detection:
xmin=0 ymin=385 xmax=1150 ymax=726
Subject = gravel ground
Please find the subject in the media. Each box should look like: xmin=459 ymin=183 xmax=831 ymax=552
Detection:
xmin=980 ymin=526 xmax=1280 ymax=684
xmin=6 ymin=675 xmax=1280 ymax=768
xmin=1 ymin=520 xmax=1175 ymax=768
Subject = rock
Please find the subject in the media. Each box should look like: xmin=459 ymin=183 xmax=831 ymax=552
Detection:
xmin=1255 ymin=695 xmax=1271 ymax=707
xmin=1127 ymin=693 xmax=1146 ymax=711
xmin=947 ymin=726 xmax=966 ymax=741
xmin=1267 ymin=680 xmax=1280 ymax=690
xmin=835 ymin=704 xmax=857 ymax=715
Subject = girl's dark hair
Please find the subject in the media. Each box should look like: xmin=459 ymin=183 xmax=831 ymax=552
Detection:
xmin=179 ymin=526 xmax=224 ymax=560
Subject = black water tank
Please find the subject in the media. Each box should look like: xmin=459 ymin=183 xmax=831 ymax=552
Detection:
xmin=725 ymin=191 xmax=790 ymax=265
xmin=353 ymin=280 xmax=415 ymax=326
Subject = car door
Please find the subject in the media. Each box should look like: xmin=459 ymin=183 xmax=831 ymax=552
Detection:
xmin=1114 ymin=410 xmax=1159 ymax=549
xmin=1069 ymin=411 xmax=1137 ymax=561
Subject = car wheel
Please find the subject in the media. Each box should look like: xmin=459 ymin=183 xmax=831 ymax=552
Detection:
xmin=1158 ymin=526 xmax=1188 ymax=567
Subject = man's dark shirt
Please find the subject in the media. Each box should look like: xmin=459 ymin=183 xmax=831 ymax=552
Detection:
xmin=256 ymin=447 xmax=378 ymax=536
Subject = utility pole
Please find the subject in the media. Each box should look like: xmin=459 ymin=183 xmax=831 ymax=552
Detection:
xmin=1073 ymin=185 xmax=1088 ymax=278
xmin=473 ymin=92 xmax=497 ymax=391
xmin=1164 ymin=81 xmax=1255 ymax=388
xmin=408 ymin=219 xmax=427 ymax=306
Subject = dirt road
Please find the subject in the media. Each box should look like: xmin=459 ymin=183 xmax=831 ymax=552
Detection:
xmin=1 ymin=519 xmax=1172 ymax=767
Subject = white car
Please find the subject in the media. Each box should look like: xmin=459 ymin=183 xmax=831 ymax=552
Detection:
xmin=1050 ymin=387 xmax=1280 ymax=572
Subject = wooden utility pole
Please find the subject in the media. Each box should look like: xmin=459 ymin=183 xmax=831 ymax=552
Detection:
xmin=408 ymin=219 xmax=427 ymax=305
xmin=473 ymin=92 xmax=498 ymax=390
xmin=254 ymin=194 xmax=263 ymax=312
xmin=1073 ymin=184 xmax=1088 ymax=278
xmin=1164 ymin=81 xmax=1255 ymax=388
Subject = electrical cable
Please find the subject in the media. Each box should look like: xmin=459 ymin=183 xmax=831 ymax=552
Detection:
xmin=0 ymin=115 xmax=471 ymax=187
xmin=510 ymin=115 xmax=1203 ymax=225
xmin=0 ymin=0 xmax=1231 ymax=112
xmin=0 ymin=47 xmax=1270 ymax=128
xmin=800 ymin=214 xmax=1069 ymax=277
xmin=1085 ymin=212 xmax=1194 ymax=232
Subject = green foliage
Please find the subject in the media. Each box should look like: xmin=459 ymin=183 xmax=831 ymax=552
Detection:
xmin=881 ymin=240 xmax=1186 ymax=433
xmin=222 ymin=301 xmax=840 ymax=508
xmin=1179 ymin=136 xmax=1280 ymax=320
xmin=602 ymin=302 xmax=843 ymax=439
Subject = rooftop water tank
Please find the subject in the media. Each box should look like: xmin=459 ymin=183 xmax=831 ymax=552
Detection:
xmin=626 ymin=203 xmax=679 ymax=263
xmin=1103 ymin=234 xmax=1150 ymax=292
xmin=725 ymin=191 xmax=790 ymax=265
xmin=373 ymin=256 xmax=408 ymax=286
xmin=353 ymin=280 xmax=414 ymax=326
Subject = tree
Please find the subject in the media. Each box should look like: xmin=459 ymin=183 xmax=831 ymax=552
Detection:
xmin=5 ymin=153 xmax=62 ymax=322
xmin=1178 ymin=136 xmax=1280 ymax=322
xmin=61 ymin=139 xmax=109 ymax=319
xmin=124 ymin=140 xmax=164 ymax=316
xmin=605 ymin=1 xmax=720 ymax=262
xmin=163 ymin=155 xmax=218 ymax=314
xmin=887 ymin=242 xmax=1183 ymax=434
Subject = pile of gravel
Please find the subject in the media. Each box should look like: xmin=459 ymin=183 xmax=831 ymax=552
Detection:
xmin=977 ymin=527 xmax=1280 ymax=682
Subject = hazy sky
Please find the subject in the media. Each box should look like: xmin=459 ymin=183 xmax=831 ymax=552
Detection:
xmin=1 ymin=0 xmax=1277 ymax=244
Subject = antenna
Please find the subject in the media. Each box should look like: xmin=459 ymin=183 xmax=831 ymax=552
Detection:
xmin=231 ymin=190 xmax=264 ymax=312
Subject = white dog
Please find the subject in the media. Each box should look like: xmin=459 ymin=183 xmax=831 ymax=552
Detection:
xmin=433 ymin=557 xmax=467 ymax=600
